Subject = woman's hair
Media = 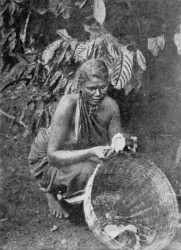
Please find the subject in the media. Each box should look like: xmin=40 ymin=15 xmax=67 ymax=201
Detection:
xmin=75 ymin=59 xmax=109 ymax=88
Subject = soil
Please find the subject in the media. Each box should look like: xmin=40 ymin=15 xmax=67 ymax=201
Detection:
xmin=1 ymin=46 xmax=181 ymax=249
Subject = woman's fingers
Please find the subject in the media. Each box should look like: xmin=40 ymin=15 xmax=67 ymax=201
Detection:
xmin=94 ymin=145 xmax=117 ymax=159
xmin=105 ymin=148 xmax=116 ymax=158
xmin=101 ymin=147 xmax=116 ymax=158
xmin=49 ymin=209 xmax=69 ymax=219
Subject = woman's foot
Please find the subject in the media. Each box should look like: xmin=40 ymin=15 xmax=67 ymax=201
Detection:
xmin=45 ymin=193 xmax=69 ymax=219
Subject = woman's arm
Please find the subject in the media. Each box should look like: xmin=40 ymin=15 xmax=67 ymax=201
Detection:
xmin=107 ymin=99 xmax=126 ymax=154
xmin=48 ymin=148 xmax=95 ymax=166
xmin=108 ymin=99 xmax=123 ymax=140
xmin=108 ymin=99 xmax=137 ymax=152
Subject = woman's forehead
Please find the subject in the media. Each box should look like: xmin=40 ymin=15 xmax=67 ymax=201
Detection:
xmin=84 ymin=77 xmax=109 ymax=86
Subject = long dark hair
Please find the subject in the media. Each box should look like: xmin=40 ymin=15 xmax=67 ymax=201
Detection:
xmin=75 ymin=59 xmax=110 ymax=89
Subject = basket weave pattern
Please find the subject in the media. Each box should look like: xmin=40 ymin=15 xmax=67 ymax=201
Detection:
xmin=84 ymin=155 xmax=179 ymax=250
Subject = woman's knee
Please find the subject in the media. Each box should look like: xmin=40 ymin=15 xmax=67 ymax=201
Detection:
xmin=73 ymin=161 xmax=96 ymax=175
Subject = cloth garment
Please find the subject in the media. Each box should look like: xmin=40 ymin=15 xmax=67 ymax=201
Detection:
xmin=28 ymin=93 xmax=109 ymax=197
xmin=73 ymin=92 xmax=108 ymax=146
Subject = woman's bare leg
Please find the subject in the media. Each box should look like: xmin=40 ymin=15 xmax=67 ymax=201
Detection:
xmin=45 ymin=193 xmax=69 ymax=219
xmin=45 ymin=160 xmax=97 ymax=218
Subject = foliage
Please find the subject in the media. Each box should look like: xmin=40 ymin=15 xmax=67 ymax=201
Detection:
xmin=1 ymin=0 xmax=180 ymax=135
xmin=42 ymin=26 xmax=146 ymax=90
xmin=0 ymin=0 xmax=75 ymax=134
xmin=93 ymin=0 xmax=106 ymax=25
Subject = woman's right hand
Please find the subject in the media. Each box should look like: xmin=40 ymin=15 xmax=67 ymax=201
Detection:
xmin=91 ymin=146 xmax=115 ymax=159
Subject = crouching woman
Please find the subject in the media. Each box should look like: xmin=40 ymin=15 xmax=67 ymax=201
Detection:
xmin=28 ymin=59 xmax=126 ymax=218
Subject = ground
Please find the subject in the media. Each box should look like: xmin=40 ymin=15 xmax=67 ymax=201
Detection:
xmin=0 ymin=48 xmax=181 ymax=249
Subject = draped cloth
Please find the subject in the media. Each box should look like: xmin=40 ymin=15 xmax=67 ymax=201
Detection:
xmin=28 ymin=93 xmax=109 ymax=197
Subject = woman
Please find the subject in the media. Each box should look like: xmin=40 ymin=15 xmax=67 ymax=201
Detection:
xmin=28 ymin=59 xmax=126 ymax=218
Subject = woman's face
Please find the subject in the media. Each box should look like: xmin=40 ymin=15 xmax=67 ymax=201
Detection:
xmin=81 ymin=77 xmax=110 ymax=106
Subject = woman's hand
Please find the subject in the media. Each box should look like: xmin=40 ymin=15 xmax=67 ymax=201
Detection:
xmin=92 ymin=146 xmax=117 ymax=159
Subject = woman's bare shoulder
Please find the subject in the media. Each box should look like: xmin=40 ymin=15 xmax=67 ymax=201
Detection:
xmin=51 ymin=94 xmax=77 ymax=123
xmin=56 ymin=93 xmax=77 ymax=111
xmin=103 ymin=96 xmax=119 ymax=112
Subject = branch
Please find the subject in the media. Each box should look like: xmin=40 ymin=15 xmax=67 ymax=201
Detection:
xmin=0 ymin=108 xmax=28 ymax=129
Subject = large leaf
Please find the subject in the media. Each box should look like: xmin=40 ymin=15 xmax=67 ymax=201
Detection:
xmin=52 ymin=74 xmax=68 ymax=95
xmin=1 ymin=61 xmax=28 ymax=92
xmin=73 ymin=41 xmax=95 ymax=62
xmin=42 ymin=34 xmax=76 ymax=67
xmin=124 ymin=68 xmax=143 ymax=95
xmin=49 ymin=71 xmax=63 ymax=88
xmin=147 ymin=35 xmax=165 ymax=57
xmin=107 ymin=42 xmax=119 ymax=59
xmin=42 ymin=39 xmax=63 ymax=65
xmin=93 ymin=0 xmax=106 ymax=25
xmin=148 ymin=37 xmax=159 ymax=56
xmin=96 ymin=40 xmax=112 ymax=66
xmin=83 ymin=25 xmax=120 ymax=64
xmin=8 ymin=29 xmax=17 ymax=52
xmin=174 ymin=31 xmax=181 ymax=55
xmin=68 ymin=40 xmax=78 ymax=58
xmin=56 ymin=29 xmax=72 ymax=40
xmin=57 ymin=42 xmax=70 ymax=64
xmin=136 ymin=49 xmax=146 ymax=71
xmin=20 ymin=11 xmax=31 ymax=45
xmin=157 ymin=35 xmax=165 ymax=50
xmin=75 ymin=0 xmax=87 ymax=9
xmin=96 ymin=38 xmax=119 ymax=67
xmin=56 ymin=30 xmax=78 ymax=62
xmin=110 ymin=47 xmax=134 ymax=90
xmin=73 ymin=43 xmax=86 ymax=62
xmin=84 ymin=24 xmax=106 ymax=38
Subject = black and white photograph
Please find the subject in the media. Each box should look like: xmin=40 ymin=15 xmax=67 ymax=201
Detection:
xmin=0 ymin=0 xmax=181 ymax=249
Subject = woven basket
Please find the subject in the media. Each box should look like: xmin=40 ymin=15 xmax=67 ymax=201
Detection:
xmin=84 ymin=154 xmax=179 ymax=250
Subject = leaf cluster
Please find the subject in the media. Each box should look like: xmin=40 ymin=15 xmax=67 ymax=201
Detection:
xmin=0 ymin=0 xmax=148 ymax=135
xmin=42 ymin=26 xmax=146 ymax=91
